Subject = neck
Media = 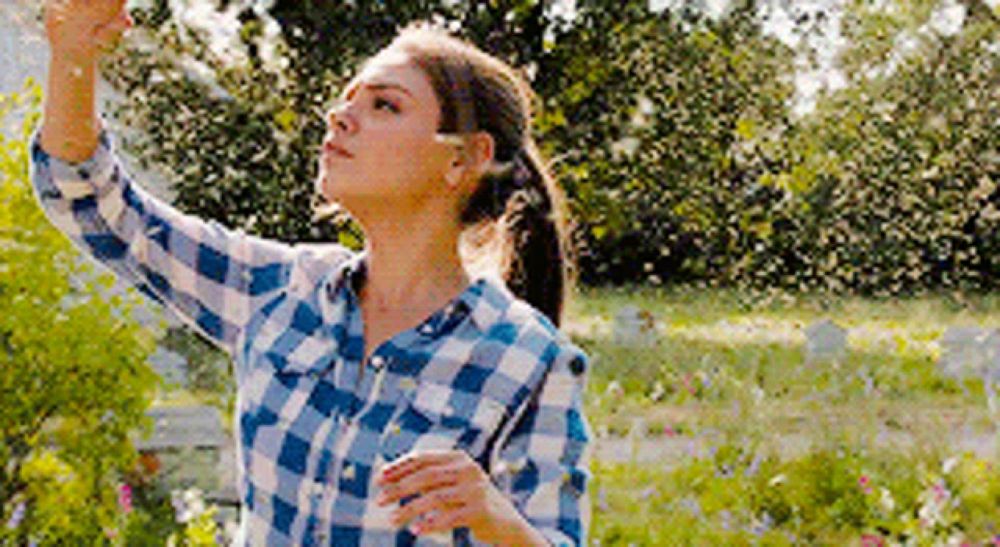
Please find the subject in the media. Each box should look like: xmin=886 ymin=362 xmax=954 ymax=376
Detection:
xmin=354 ymin=208 xmax=472 ymax=312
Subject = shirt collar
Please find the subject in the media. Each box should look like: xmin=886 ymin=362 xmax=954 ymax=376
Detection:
xmin=324 ymin=250 xmax=510 ymax=334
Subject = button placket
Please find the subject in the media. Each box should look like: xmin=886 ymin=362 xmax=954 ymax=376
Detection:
xmin=311 ymin=480 xmax=326 ymax=498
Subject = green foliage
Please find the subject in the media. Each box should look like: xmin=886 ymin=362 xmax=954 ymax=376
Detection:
xmin=160 ymin=325 xmax=233 ymax=410
xmin=591 ymin=449 xmax=1000 ymax=545
xmin=730 ymin=1 xmax=1000 ymax=294
xmin=570 ymin=286 xmax=1000 ymax=544
xmin=0 ymin=83 xmax=161 ymax=543
xmin=539 ymin=0 xmax=796 ymax=286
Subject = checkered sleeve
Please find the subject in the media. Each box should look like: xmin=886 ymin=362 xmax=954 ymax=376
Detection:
xmin=28 ymin=125 xmax=297 ymax=356
xmin=490 ymin=343 xmax=593 ymax=546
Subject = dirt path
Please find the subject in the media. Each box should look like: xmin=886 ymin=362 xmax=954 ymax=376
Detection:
xmin=592 ymin=430 xmax=999 ymax=465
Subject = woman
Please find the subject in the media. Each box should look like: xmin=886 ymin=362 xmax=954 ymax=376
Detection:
xmin=33 ymin=1 xmax=591 ymax=545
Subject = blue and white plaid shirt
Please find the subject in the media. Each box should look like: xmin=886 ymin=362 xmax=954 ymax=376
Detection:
xmin=29 ymin=127 xmax=592 ymax=546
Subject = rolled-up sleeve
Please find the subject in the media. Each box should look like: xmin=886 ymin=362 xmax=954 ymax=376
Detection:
xmin=490 ymin=343 xmax=592 ymax=546
xmin=28 ymin=123 xmax=297 ymax=356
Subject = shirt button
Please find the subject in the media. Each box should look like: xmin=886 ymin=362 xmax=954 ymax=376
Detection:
xmin=399 ymin=377 xmax=417 ymax=392
xmin=312 ymin=481 xmax=325 ymax=496
xmin=370 ymin=355 xmax=385 ymax=369
xmin=342 ymin=464 xmax=356 ymax=480
xmin=388 ymin=421 xmax=401 ymax=436
xmin=419 ymin=324 xmax=434 ymax=335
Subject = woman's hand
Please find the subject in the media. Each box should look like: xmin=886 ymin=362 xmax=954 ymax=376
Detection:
xmin=375 ymin=449 xmax=548 ymax=546
xmin=44 ymin=0 xmax=133 ymax=59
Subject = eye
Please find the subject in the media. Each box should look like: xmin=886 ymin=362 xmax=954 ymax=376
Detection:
xmin=374 ymin=97 xmax=400 ymax=113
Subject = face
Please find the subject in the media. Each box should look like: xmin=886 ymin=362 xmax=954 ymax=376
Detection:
xmin=316 ymin=48 xmax=457 ymax=216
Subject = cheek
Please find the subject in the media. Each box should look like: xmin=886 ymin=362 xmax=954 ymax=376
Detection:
xmin=363 ymin=135 xmax=444 ymax=189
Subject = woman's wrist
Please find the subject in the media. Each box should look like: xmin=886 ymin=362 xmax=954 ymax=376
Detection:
xmin=50 ymin=45 xmax=100 ymax=66
xmin=489 ymin=509 xmax=550 ymax=547
xmin=40 ymin=51 xmax=101 ymax=164
xmin=473 ymin=495 xmax=549 ymax=547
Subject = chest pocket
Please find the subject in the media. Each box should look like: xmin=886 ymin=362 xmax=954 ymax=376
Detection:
xmin=380 ymin=380 xmax=508 ymax=463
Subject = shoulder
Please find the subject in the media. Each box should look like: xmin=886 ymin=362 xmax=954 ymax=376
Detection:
xmin=286 ymin=242 xmax=356 ymax=292
xmin=485 ymin=284 xmax=590 ymax=382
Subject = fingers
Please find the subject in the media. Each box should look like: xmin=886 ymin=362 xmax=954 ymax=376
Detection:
xmin=376 ymin=449 xmax=464 ymax=487
xmin=388 ymin=484 xmax=469 ymax=529
xmin=93 ymin=10 xmax=132 ymax=50
xmin=44 ymin=0 xmax=132 ymax=54
xmin=410 ymin=505 xmax=478 ymax=536
xmin=377 ymin=464 xmax=459 ymax=506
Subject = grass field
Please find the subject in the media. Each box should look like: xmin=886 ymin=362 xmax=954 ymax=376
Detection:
xmin=564 ymin=286 xmax=1000 ymax=545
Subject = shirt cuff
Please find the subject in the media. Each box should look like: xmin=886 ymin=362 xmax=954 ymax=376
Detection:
xmin=31 ymin=123 xmax=116 ymax=199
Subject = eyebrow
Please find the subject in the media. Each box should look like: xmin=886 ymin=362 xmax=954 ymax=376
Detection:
xmin=340 ymin=81 xmax=414 ymax=101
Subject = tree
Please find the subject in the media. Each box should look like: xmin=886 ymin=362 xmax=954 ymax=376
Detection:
xmin=0 ymin=82 xmax=160 ymax=543
xmin=536 ymin=0 xmax=796 ymax=285
xmin=740 ymin=0 xmax=1000 ymax=294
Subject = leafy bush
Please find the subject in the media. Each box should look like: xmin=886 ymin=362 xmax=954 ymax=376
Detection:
xmin=0 ymin=82 xmax=159 ymax=543
xmin=733 ymin=1 xmax=1000 ymax=295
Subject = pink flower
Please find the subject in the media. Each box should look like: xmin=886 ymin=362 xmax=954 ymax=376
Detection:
xmin=681 ymin=374 xmax=696 ymax=395
xmin=663 ymin=425 xmax=677 ymax=437
xmin=118 ymin=483 xmax=133 ymax=514
xmin=859 ymin=475 xmax=873 ymax=494
xmin=992 ymin=535 xmax=1000 ymax=546
xmin=860 ymin=534 xmax=884 ymax=547
xmin=932 ymin=481 xmax=949 ymax=503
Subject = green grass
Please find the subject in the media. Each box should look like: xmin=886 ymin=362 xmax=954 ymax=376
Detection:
xmin=566 ymin=286 xmax=998 ymax=442
xmin=565 ymin=286 xmax=1000 ymax=545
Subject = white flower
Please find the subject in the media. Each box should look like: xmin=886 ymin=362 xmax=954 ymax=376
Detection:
xmin=610 ymin=137 xmax=641 ymax=160
xmin=942 ymin=456 xmax=959 ymax=475
xmin=171 ymin=487 xmax=207 ymax=524
xmin=879 ymin=487 xmax=895 ymax=513
xmin=649 ymin=381 xmax=666 ymax=402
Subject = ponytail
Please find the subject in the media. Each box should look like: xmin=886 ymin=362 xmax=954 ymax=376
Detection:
xmin=460 ymin=140 xmax=575 ymax=328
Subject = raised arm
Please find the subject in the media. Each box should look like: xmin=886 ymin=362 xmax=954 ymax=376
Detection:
xmin=38 ymin=0 xmax=131 ymax=163
xmin=30 ymin=0 xmax=343 ymax=359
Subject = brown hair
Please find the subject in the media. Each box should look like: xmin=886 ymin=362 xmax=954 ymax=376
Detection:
xmin=377 ymin=21 xmax=578 ymax=328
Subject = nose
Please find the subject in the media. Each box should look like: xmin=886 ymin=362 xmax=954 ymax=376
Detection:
xmin=326 ymin=99 xmax=355 ymax=135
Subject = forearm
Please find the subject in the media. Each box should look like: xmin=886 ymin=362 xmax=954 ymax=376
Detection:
xmin=492 ymin=511 xmax=551 ymax=547
xmin=39 ymin=50 xmax=103 ymax=164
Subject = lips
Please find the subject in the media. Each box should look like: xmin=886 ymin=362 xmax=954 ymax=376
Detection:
xmin=323 ymin=139 xmax=354 ymax=159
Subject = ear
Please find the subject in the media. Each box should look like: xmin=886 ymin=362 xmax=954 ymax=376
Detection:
xmin=445 ymin=132 xmax=495 ymax=190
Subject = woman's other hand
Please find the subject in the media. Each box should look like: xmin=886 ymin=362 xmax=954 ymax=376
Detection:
xmin=44 ymin=0 xmax=133 ymax=59
xmin=375 ymin=449 xmax=549 ymax=546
